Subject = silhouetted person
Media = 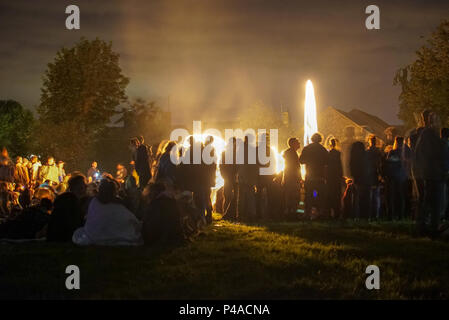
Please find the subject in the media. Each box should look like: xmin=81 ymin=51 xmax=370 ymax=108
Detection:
xmin=441 ymin=127 xmax=449 ymax=220
xmin=384 ymin=136 xmax=411 ymax=220
xmin=30 ymin=155 xmax=41 ymax=186
xmin=256 ymin=133 xmax=277 ymax=219
xmin=142 ymin=183 xmax=184 ymax=246
xmin=0 ymin=198 xmax=52 ymax=239
xmin=130 ymin=137 xmax=152 ymax=190
xmin=366 ymin=135 xmax=383 ymax=220
xmin=299 ymin=132 xmax=329 ymax=218
xmin=326 ymin=138 xmax=343 ymax=219
xmin=39 ymin=157 xmax=59 ymax=186
xmin=57 ymin=161 xmax=66 ymax=184
xmin=409 ymin=119 xmax=426 ymax=220
xmin=221 ymin=138 xmax=238 ymax=221
xmin=14 ymin=156 xmax=29 ymax=186
xmin=202 ymin=136 xmax=217 ymax=224
xmin=282 ymin=137 xmax=301 ymax=216
xmin=0 ymin=149 xmax=14 ymax=183
xmin=349 ymin=141 xmax=369 ymax=219
xmin=155 ymin=141 xmax=178 ymax=188
xmin=47 ymin=174 xmax=88 ymax=242
xmin=182 ymin=137 xmax=209 ymax=224
xmin=384 ymin=126 xmax=399 ymax=150
xmin=237 ymin=135 xmax=258 ymax=221
xmin=415 ymin=110 xmax=449 ymax=236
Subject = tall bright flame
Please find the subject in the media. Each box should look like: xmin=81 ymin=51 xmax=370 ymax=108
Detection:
xmin=302 ymin=80 xmax=318 ymax=179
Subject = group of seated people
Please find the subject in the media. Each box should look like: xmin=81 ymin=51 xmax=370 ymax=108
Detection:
xmin=0 ymin=172 xmax=202 ymax=246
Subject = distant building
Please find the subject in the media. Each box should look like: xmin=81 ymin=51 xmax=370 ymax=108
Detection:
xmin=316 ymin=106 xmax=400 ymax=147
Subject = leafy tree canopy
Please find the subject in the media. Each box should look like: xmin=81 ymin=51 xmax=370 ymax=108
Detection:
xmin=0 ymin=100 xmax=35 ymax=157
xmin=37 ymin=37 xmax=129 ymax=168
xmin=394 ymin=20 xmax=449 ymax=129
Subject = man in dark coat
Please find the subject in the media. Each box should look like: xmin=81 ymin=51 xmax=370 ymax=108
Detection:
xmin=299 ymin=133 xmax=329 ymax=218
xmin=282 ymin=137 xmax=301 ymax=216
xmin=415 ymin=110 xmax=449 ymax=236
xmin=365 ymin=135 xmax=383 ymax=220
xmin=326 ymin=138 xmax=343 ymax=219
xmin=349 ymin=141 xmax=370 ymax=219
xmin=221 ymin=138 xmax=238 ymax=220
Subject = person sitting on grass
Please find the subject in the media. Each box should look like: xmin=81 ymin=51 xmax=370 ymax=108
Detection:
xmin=46 ymin=174 xmax=89 ymax=242
xmin=0 ymin=198 xmax=52 ymax=240
xmin=141 ymin=182 xmax=184 ymax=246
xmin=72 ymin=177 xmax=142 ymax=246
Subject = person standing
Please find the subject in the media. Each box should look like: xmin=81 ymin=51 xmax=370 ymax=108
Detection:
xmin=39 ymin=157 xmax=59 ymax=186
xmin=202 ymin=136 xmax=217 ymax=224
xmin=326 ymin=138 xmax=344 ymax=219
xmin=87 ymin=161 xmax=100 ymax=183
xmin=23 ymin=158 xmax=32 ymax=185
xmin=0 ymin=148 xmax=14 ymax=183
xmin=47 ymin=174 xmax=88 ymax=242
xmin=441 ymin=128 xmax=449 ymax=220
xmin=130 ymin=138 xmax=151 ymax=190
xmin=282 ymin=137 xmax=301 ymax=216
xmin=385 ymin=136 xmax=411 ymax=220
xmin=299 ymin=133 xmax=329 ymax=218
xmin=221 ymin=138 xmax=238 ymax=221
xmin=237 ymin=135 xmax=258 ymax=221
xmin=415 ymin=110 xmax=449 ymax=237
xmin=14 ymin=156 xmax=29 ymax=186
xmin=366 ymin=135 xmax=383 ymax=220
xmin=57 ymin=161 xmax=66 ymax=184
xmin=30 ymin=156 xmax=42 ymax=187
xmin=349 ymin=141 xmax=369 ymax=219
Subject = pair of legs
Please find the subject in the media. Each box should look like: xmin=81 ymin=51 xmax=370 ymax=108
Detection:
xmin=416 ymin=179 xmax=444 ymax=236
xmin=237 ymin=183 xmax=256 ymax=221
xmin=222 ymin=180 xmax=237 ymax=220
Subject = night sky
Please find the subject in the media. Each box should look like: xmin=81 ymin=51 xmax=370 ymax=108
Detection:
xmin=0 ymin=0 xmax=448 ymax=125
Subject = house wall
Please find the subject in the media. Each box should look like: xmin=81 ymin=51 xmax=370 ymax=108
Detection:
xmin=312 ymin=107 xmax=386 ymax=148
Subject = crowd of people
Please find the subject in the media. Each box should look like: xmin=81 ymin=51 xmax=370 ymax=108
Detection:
xmin=0 ymin=110 xmax=448 ymax=245
xmin=282 ymin=109 xmax=449 ymax=238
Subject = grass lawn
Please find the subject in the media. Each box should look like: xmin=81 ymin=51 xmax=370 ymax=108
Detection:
xmin=1 ymin=215 xmax=448 ymax=299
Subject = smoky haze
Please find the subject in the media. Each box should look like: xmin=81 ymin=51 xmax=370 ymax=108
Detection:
xmin=0 ymin=0 xmax=448 ymax=126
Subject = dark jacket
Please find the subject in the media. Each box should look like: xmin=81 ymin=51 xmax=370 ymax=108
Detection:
xmin=135 ymin=144 xmax=151 ymax=178
xmin=299 ymin=143 xmax=328 ymax=181
xmin=366 ymin=146 xmax=383 ymax=186
xmin=415 ymin=127 xmax=449 ymax=181
xmin=142 ymin=193 xmax=184 ymax=246
xmin=327 ymin=149 xmax=343 ymax=187
xmin=47 ymin=192 xmax=84 ymax=242
xmin=349 ymin=142 xmax=368 ymax=185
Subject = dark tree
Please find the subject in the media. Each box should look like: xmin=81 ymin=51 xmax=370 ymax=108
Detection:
xmin=0 ymin=100 xmax=35 ymax=157
xmin=36 ymin=37 xmax=129 ymax=169
xmin=394 ymin=20 xmax=449 ymax=129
